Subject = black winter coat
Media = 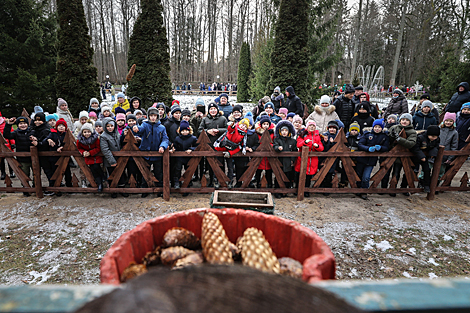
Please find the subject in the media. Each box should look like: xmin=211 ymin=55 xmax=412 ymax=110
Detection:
xmin=285 ymin=87 xmax=304 ymax=116
xmin=351 ymin=113 xmax=374 ymax=133
xmin=164 ymin=117 xmax=181 ymax=144
xmin=246 ymin=130 xmax=259 ymax=150
xmin=273 ymin=136 xmax=297 ymax=172
xmin=357 ymin=131 xmax=390 ymax=165
xmin=173 ymin=134 xmax=198 ymax=152
xmin=446 ymin=82 xmax=470 ymax=113
xmin=198 ymin=112 xmax=228 ymax=145
xmin=411 ymin=132 xmax=439 ymax=160
xmin=32 ymin=123 xmax=51 ymax=151
xmin=4 ymin=124 xmax=33 ymax=162
xmin=333 ymin=95 xmax=355 ymax=130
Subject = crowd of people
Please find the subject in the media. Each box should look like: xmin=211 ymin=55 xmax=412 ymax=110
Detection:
xmin=1 ymin=82 xmax=470 ymax=200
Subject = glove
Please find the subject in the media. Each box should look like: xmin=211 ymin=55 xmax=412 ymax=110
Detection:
xmin=375 ymin=145 xmax=381 ymax=151
xmin=242 ymin=148 xmax=246 ymax=155
xmin=223 ymin=151 xmax=230 ymax=158
xmin=313 ymin=143 xmax=319 ymax=148
xmin=368 ymin=146 xmax=376 ymax=152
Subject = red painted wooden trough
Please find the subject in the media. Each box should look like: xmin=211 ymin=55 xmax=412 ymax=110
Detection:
xmin=100 ymin=208 xmax=336 ymax=285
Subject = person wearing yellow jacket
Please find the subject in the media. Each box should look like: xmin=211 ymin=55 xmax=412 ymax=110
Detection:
xmin=112 ymin=92 xmax=130 ymax=113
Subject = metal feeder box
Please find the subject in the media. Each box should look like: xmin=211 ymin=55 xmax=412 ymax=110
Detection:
xmin=210 ymin=190 xmax=274 ymax=214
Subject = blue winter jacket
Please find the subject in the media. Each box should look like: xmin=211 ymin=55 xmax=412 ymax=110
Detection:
xmin=357 ymin=131 xmax=390 ymax=165
xmin=413 ymin=111 xmax=438 ymax=131
xmin=134 ymin=120 xmax=170 ymax=161
xmin=218 ymin=103 xmax=233 ymax=120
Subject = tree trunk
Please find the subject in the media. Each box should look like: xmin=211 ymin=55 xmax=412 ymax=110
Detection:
xmin=350 ymin=0 xmax=362 ymax=82
xmin=390 ymin=4 xmax=406 ymax=87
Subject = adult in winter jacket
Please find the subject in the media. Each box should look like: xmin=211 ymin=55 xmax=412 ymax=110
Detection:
xmin=271 ymin=86 xmax=285 ymax=113
xmin=126 ymin=96 xmax=147 ymax=116
xmin=305 ymin=95 xmax=339 ymax=133
xmin=352 ymin=86 xmax=363 ymax=105
xmin=445 ymin=82 xmax=470 ymax=113
xmin=350 ymin=101 xmax=375 ymax=133
xmin=456 ymin=103 xmax=470 ymax=150
xmin=112 ymin=92 xmax=130 ymax=113
xmin=218 ymin=93 xmax=233 ymax=120
xmin=333 ymin=86 xmax=355 ymax=130
xmin=412 ymin=100 xmax=438 ymax=131
xmin=198 ymin=102 xmax=228 ymax=146
xmin=383 ymin=89 xmax=408 ymax=119
xmin=164 ymin=105 xmax=182 ymax=143
xmin=56 ymin=98 xmax=74 ymax=131
xmin=252 ymin=96 xmax=271 ymax=120
xmin=410 ymin=93 xmax=439 ymax=121
xmin=285 ymin=86 xmax=304 ymax=117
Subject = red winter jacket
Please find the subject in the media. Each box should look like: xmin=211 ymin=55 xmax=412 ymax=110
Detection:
xmin=214 ymin=123 xmax=247 ymax=155
xmin=294 ymin=129 xmax=324 ymax=175
xmin=0 ymin=116 xmax=14 ymax=151
xmin=255 ymin=122 xmax=275 ymax=170
xmin=76 ymin=134 xmax=103 ymax=165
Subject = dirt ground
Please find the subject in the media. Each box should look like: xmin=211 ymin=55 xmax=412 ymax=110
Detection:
xmin=0 ymin=163 xmax=469 ymax=285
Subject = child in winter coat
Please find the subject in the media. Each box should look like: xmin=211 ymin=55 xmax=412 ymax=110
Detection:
xmin=254 ymin=115 xmax=275 ymax=188
xmin=292 ymin=115 xmax=305 ymax=139
xmin=112 ymin=92 xmax=130 ymax=113
xmin=115 ymin=113 xmax=127 ymax=135
xmin=319 ymin=120 xmax=340 ymax=191
xmin=43 ymin=118 xmax=72 ymax=192
xmin=30 ymin=113 xmax=53 ymax=194
xmin=4 ymin=116 xmax=34 ymax=195
xmin=77 ymin=123 xmax=105 ymax=192
xmin=255 ymin=102 xmax=281 ymax=125
xmin=227 ymin=105 xmax=244 ymax=126
xmin=46 ymin=114 xmax=58 ymax=129
xmin=346 ymin=122 xmax=361 ymax=152
xmin=456 ymin=102 xmax=470 ymax=150
xmin=126 ymin=97 xmax=147 ymax=116
xmin=357 ymin=119 xmax=390 ymax=199
xmin=410 ymin=125 xmax=440 ymax=193
xmin=437 ymin=112 xmax=459 ymax=179
xmin=56 ymin=98 xmax=74 ymax=131
xmin=95 ymin=121 xmax=103 ymax=135
xmin=172 ymin=120 xmax=198 ymax=190
xmin=384 ymin=114 xmax=398 ymax=129
xmin=305 ymin=95 xmax=339 ymax=133
xmin=89 ymin=112 xmax=97 ymax=123
xmin=99 ymin=105 xmax=115 ymax=121
xmin=295 ymin=120 xmax=324 ymax=197
xmin=286 ymin=112 xmax=295 ymax=123
xmin=132 ymin=107 xmax=170 ymax=197
xmin=278 ymin=108 xmax=288 ymax=120
xmin=120 ymin=114 xmax=142 ymax=187
xmin=100 ymin=117 xmax=128 ymax=198
xmin=164 ymin=105 xmax=182 ymax=144
xmin=350 ymin=101 xmax=374 ymax=133
xmin=0 ymin=112 xmax=14 ymax=180
xmin=273 ymin=120 xmax=297 ymax=197
xmin=88 ymin=98 xmax=101 ymax=116
xmin=74 ymin=111 xmax=90 ymax=137
xmin=413 ymin=100 xmax=438 ymax=131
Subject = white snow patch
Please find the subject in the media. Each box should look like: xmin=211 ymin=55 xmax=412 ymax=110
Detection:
xmin=403 ymin=271 xmax=417 ymax=279
xmin=429 ymin=273 xmax=438 ymax=279
xmin=363 ymin=239 xmax=375 ymax=251
xmin=28 ymin=265 xmax=60 ymax=285
xmin=408 ymin=247 xmax=416 ymax=255
xmin=428 ymin=258 xmax=439 ymax=266
xmin=376 ymin=240 xmax=393 ymax=251
xmin=443 ymin=235 xmax=453 ymax=241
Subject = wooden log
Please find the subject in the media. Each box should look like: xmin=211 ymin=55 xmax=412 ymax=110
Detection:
xmin=163 ymin=149 xmax=170 ymax=201
xmin=108 ymin=156 xmax=129 ymax=188
xmin=72 ymin=173 xmax=79 ymax=187
xmin=427 ymin=146 xmax=445 ymax=200
xmin=0 ymin=187 xmax=36 ymax=192
xmin=52 ymin=156 xmax=71 ymax=187
xmin=0 ymin=132 xmax=31 ymax=187
xmin=260 ymin=175 xmax=267 ymax=188
xmin=440 ymin=142 xmax=470 ymax=186
xmin=30 ymin=146 xmax=43 ymax=198
xmin=129 ymin=175 xmax=137 ymax=188
xmin=297 ymin=146 xmax=309 ymax=201
xmin=4 ymin=175 xmax=13 ymax=193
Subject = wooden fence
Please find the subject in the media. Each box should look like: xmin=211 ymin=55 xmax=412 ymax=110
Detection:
xmin=0 ymin=128 xmax=469 ymax=201
xmin=172 ymin=90 xmax=237 ymax=96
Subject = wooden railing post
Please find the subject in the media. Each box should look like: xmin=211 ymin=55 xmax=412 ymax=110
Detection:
xmin=427 ymin=145 xmax=445 ymax=200
xmin=30 ymin=146 xmax=43 ymax=198
xmin=163 ymin=148 xmax=170 ymax=201
xmin=297 ymin=146 xmax=309 ymax=201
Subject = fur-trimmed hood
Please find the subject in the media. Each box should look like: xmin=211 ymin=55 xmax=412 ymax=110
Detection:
xmin=255 ymin=121 xmax=275 ymax=135
xmin=77 ymin=131 xmax=99 ymax=146
xmin=177 ymin=125 xmax=194 ymax=135
xmin=228 ymin=113 xmax=244 ymax=123
xmin=271 ymin=93 xmax=285 ymax=101
xmin=274 ymin=120 xmax=295 ymax=138
xmin=314 ymin=104 xmax=336 ymax=115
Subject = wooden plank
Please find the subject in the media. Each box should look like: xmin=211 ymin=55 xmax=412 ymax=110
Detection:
xmin=0 ymin=133 xmax=31 ymax=187
xmin=30 ymin=146 xmax=43 ymax=198
xmin=460 ymin=172 xmax=468 ymax=188
xmin=427 ymin=146 xmax=445 ymax=200
xmin=72 ymin=174 xmax=79 ymax=187
xmin=401 ymin=156 xmax=418 ymax=189
xmin=52 ymin=156 xmax=71 ymax=187
xmin=163 ymin=149 xmax=170 ymax=201
xmin=303 ymin=187 xmax=423 ymax=194
xmin=297 ymin=146 xmax=309 ymax=201
xmin=370 ymin=156 xmax=397 ymax=188
xmin=180 ymin=131 xmax=211 ymax=187
xmin=108 ymin=156 xmax=129 ymax=188
xmin=133 ymin=157 xmax=156 ymax=186
xmin=239 ymin=157 xmax=262 ymax=187
xmin=206 ymin=157 xmax=230 ymax=187
xmin=129 ymin=175 xmax=137 ymax=188
xmin=440 ymin=143 xmax=470 ymax=186
xmin=0 ymin=187 xmax=36 ymax=192
xmin=340 ymin=156 xmax=359 ymax=188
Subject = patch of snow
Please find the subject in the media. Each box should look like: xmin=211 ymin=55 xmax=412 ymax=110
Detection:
xmin=403 ymin=271 xmax=417 ymax=279
xmin=28 ymin=265 xmax=60 ymax=285
xmin=408 ymin=247 xmax=416 ymax=255
xmin=443 ymin=235 xmax=453 ymax=241
xmin=428 ymin=273 xmax=438 ymax=279
xmin=428 ymin=258 xmax=439 ymax=266
xmin=376 ymin=240 xmax=393 ymax=251
xmin=363 ymin=239 xmax=375 ymax=251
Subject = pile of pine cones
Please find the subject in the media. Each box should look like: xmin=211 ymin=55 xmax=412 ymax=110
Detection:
xmin=121 ymin=212 xmax=303 ymax=282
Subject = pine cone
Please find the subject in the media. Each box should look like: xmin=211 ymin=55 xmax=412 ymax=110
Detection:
xmin=201 ymin=212 xmax=234 ymax=264
xmin=240 ymin=227 xmax=280 ymax=273
xmin=162 ymin=227 xmax=201 ymax=250
xmin=160 ymin=246 xmax=195 ymax=266
xmin=126 ymin=64 xmax=136 ymax=81
xmin=120 ymin=262 xmax=148 ymax=282
xmin=142 ymin=246 xmax=161 ymax=267
xmin=173 ymin=251 xmax=204 ymax=269
xmin=278 ymin=257 xmax=303 ymax=279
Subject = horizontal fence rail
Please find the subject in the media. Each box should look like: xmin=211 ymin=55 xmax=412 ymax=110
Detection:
xmin=0 ymin=127 xmax=469 ymax=201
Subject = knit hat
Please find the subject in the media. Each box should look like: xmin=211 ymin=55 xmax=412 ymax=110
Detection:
xmin=427 ymin=125 xmax=440 ymax=137
xmin=79 ymin=111 xmax=89 ymax=120
xmin=220 ymin=93 xmax=228 ymax=100
xmin=336 ymin=119 xmax=345 ymax=130
xmin=399 ymin=113 xmax=413 ymax=122
xmin=179 ymin=120 xmax=190 ymax=133
xmin=214 ymin=97 xmax=220 ymax=104
xmin=232 ymin=104 xmax=243 ymax=113
xmin=95 ymin=121 xmax=103 ymax=127
xmin=172 ymin=99 xmax=180 ymax=107
xmin=349 ymin=122 xmax=361 ymax=132
xmin=387 ymin=114 xmax=398 ymax=123
xmin=443 ymin=112 xmax=456 ymax=122
xmin=116 ymin=113 xmax=126 ymax=121
xmin=393 ymin=89 xmax=403 ymax=95
xmin=274 ymin=86 xmax=281 ymax=93
xmin=320 ymin=95 xmax=331 ymax=104
xmin=195 ymin=98 xmax=205 ymax=106
xmin=208 ymin=102 xmax=218 ymax=111
xmin=264 ymin=102 xmax=275 ymax=110
xmin=287 ymin=112 xmax=295 ymax=119
xmin=357 ymin=101 xmax=371 ymax=113
xmin=101 ymin=105 xmax=111 ymax=114
xmin=279 ymin=108 xmax=288 ymax=116
xmin=372 ymin=119 xmax=384 ymax=129
xmin=281 ymin=126 xmax=289 ymax=132
xmin=461 ymin=102 xmax=470 ymax=111
xmin=327 ymin=120 xmax=339 ymax=130
xmin=55 ymin=118 xmax=68 ymax=130
xmin=46 ymin=113 xmax=58 ymax=122
xmin=89 ymin=111 xmax=97 ymax=118
xmin=90 ymin=98 xmax=100 ymax=106
xmin=115 ymin=106 xmax=126 ymax=115
xmin=34 ymin=112 xmax=46 ymax=123
xmin=16 ymin=116 xmax=28 ymax=125
xmin=81 ymin=123 xmax=94 ymax=134
xmin=293 ymin=115 xmax=303 ymax=124
xmin=355 ymin=86 xmax=364 ymax=91
xmin=57 ymin=98 xmax=67 ymax=107
xmin=421 ymin=100 xmax=433 ymax=110
xmin=181 ymin=109 xmax=191 ymax=117
xmin=127 ymin=114 xmax=136 ymax=122
xmin=261 ymin=96 xmax=271 ymax=104
xmin=171 ymin=105 xmax=182 ymax=115
xmin=244 ymin=111 xmax=254 ymax=126
xmin=259 ymin=115 xmax=271 ymax=126
xmin=117 ymin=92 xmax=125 ymax=99
xmin=306 ymin=120 xmax=317 ymax=128
xmin=147 ymin=107 xmax=159 ymax=116
xmin=420 ymin=93 xmax=431 ymax=100
xmin=239 ymin=118 xmax=250 ymax=129
xmin=34 ymin=106 xmax=43 ymax=114
xmin=344 ymin=85 xmax=355 ymax=94
xmin=134 ymin=109 xmax=143 ymax=116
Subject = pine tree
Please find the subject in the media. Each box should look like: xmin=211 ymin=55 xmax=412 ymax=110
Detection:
xmin=249 ymin=34 xmax=274 ymax=102
xmin=237 ymin=42 xmax=252 ymax=102
xmin=269 ymin=0 xmax=309 ymax=102
xmin=0 ymin=0 xmax=57 ymax=116
xmin=127 ymin=0 xmax=172 ymax=107
xmin=55 ymin=0 xmax=99 ymax=116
